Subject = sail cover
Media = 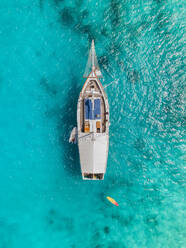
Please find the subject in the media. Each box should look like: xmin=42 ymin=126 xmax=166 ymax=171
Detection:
xmin=83 ymin=40 xmax=102 ymax=78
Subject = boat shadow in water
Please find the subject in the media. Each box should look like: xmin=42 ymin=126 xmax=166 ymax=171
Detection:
xmin=57 ymin=76 xmax=81 ymax=177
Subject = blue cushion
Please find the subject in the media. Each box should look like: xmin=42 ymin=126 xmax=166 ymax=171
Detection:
xmin=94 ymin=99 xmax=101 ymax=119
xmin=85 ymin=99 xmax=93 ymax=119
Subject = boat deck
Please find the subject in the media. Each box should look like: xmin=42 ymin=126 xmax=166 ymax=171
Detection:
xmin=79 ymin=79 xmax=108 ymax=133
xmin=77 ymin=40 xmax=109 ymax=180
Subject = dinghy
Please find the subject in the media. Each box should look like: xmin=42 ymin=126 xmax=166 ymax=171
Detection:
xmin=70 ymin=40 xmax=109 ymax=180
xmin=69 ymin=127 xmax=77 ymax=144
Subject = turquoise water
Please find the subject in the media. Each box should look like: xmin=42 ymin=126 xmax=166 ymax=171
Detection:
xmin=0 ymin=0 xmax=185 ymax=247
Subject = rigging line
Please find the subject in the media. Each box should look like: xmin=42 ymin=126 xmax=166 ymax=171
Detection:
xmin=103 ymin=79 xmax=119 ymax=89
xmin=78 ymin=132 xmax=108 ymax=141
xmin=78 ymin=132 xmax=94 ymax=140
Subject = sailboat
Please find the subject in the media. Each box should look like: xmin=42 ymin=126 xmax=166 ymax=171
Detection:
xmin=70 ymin=40 xmax=109 ymax=180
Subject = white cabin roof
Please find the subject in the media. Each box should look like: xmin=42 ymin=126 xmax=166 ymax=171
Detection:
xmin=78 ymin=132 xmax=109 ymax=174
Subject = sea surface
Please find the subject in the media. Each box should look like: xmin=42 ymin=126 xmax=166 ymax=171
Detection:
xmin=0 ymin=0 xmax=185 ymax=247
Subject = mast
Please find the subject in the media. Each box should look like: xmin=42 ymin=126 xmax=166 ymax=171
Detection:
xmin=91 ymin=40 xmax=95 ymax=71
xmin=83 ymin=40 xmax=102 ymax=78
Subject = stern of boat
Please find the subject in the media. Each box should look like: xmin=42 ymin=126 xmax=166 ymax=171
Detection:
xmin=82 ymin=173 xmax=104 ymax=180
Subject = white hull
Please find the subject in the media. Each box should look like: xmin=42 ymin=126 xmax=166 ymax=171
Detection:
xmin=77 ymin=42 xmax=109 ymax=180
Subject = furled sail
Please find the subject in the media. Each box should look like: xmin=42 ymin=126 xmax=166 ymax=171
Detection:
xmin=83 ymin=40 xmax=102 ymax=78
